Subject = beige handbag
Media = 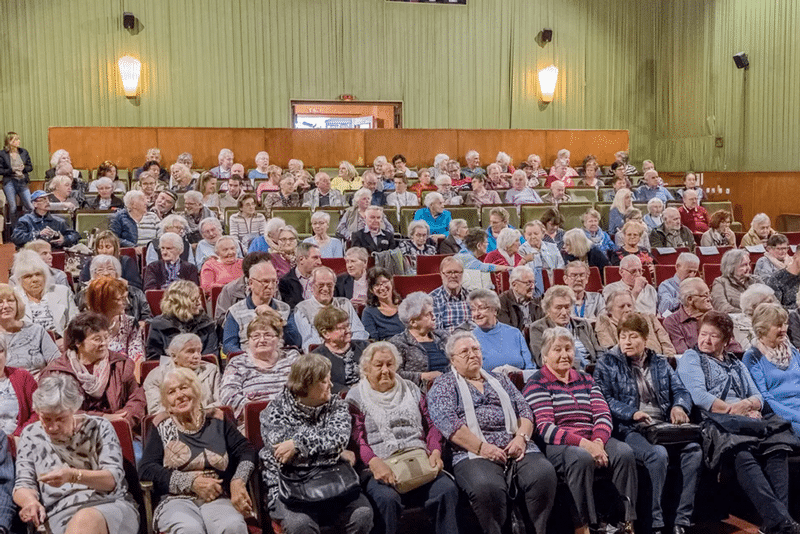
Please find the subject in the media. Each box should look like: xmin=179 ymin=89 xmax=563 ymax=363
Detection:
xmin=386 ymin=448 xmax=440 ymax=494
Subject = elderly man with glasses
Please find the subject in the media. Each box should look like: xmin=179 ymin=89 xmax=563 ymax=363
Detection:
xmin=603 ymin=255 xmax=658 ymax=316
xmin=563 ymin=260 xmax=605 ymax=323
xmin=497 ymin=266 xmax=544 ymax=332
xmin=650 ymin=207 xmax=695 ymax=251
xmin=430 ymin=256 xmax=471 ymax=333
xmin=222 ymin=259 xmax=291 ymax=355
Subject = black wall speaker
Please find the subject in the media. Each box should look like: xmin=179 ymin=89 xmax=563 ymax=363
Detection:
xmin=123 ymin=12 xmax=135 ymax=30
xmin=733 ymin=52 xmax=749 ymax=69
xmin=542 ymin=28 xmax=553 ymax=43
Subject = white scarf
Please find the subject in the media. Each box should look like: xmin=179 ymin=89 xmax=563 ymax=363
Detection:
xmin=498 ymin=248 xmax=515 ymax=267
xmin=453 ymin=369 xmax=518 ymax=459
xmin=357 ymin=377 xmax=424 ymax=458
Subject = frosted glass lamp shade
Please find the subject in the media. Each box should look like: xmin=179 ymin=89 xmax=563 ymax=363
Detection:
xmin=118 ymin=56 xmax=141 ymax=97
xmin=538 ymin=65 xmax=558 ymax=103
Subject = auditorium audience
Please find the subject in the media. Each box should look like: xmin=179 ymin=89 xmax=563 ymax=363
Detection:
xmin=594 ymin=313 xmax=700 ymax=534
xmin=385 ymin=173 xmax=418 ymax=215
xmin=413 ymin=192 xmax=451 ymax=238
xmin=519 ymin=220 xmax=564 ymax=282
xmin=529 ymin=285 xmax=601 ymax=369
xmin=711 ymin=249 xmax=758 ymax=313
xmin=700 ymin=209 xmax=737 ymax=247
xmin=109 ymin=190 xmax=147 ymax=247
xmin=143 ymin=214 xmax=195 ymax=266
xmin=428 ymin=330 xmax=556 ymax=534
xmin=168 ymin=162 xmax=196 ymax=193
xmin=0 ymin=283 xmax=58 ymax=379
xmin=142 ymin=333 xmax=220 ymax=414
xmin=229 ymin=193 xmax=267 ymax=250
xmin=524 ymin=327 xmax=636 ymax=534
xmin=218 ymin=174 xmax=245 ymax=210
xmin=430 ymin=257 xmax=471 ymax=333
xmin=180 ymin=190 xmax=213 ymax=243
xmin=143 ymin=233 xmax=200 ymax=290
xmin=198 ymin=171 xmax=220 ymax=212
xmin=615 ymin=209 xmax=652 ymax=252
xmin=595 ymin=288 xmax=676 ymax=356
xmin=636 ymin=170 xmax=674 ymax=203
xmin=732 ymin=283 xmax=778 ymax=352
xmin=435 ymin=175 xmax=463 ymax=205
xmin=335 ymin=247 xmax=370 ymax=304
xmin=755 ymin=233 xmax=792 ymax=280
xmin=362 ymin=267 xmax=404 ymax=341
xmin=484 ymin=206 xmax=513 ymax=253
xmin=78 ymin=255 xmax=151 ymax=324
xmin=302 ymin=211 xmax=343 ymax=258
xmin=145 ymin=280 xmax=217 ymax=361
xmin=268 ymin=225 xmax=299 ymax=279
xmin=337 ymin=188 xmax=393 ymax=240
xmin=678 ymin=311 xmax=800 ymax=534
xmin=644 ymin=197 xmax=664 ymax=231
xmin=346 ymin=341 xmax=459 ymax=534
xmin=209 ymin=148 xmax=234 ymax=179
xmin=561 ymin=227 xmax=610 ymax=272
xmin=564 ymin=260 xmax=605 ymax=322
xmin=657 ymin=252 xmax=700 ymax=315
xmin=740 ymin=213 xmax=776 ymax=247
xmin=87 ymin=176 xmax=123 ymax=211
xmin=767 ymin=252 xmax=800 ymax=310
xmin=676 ymin=171 xmax=705 ymax=203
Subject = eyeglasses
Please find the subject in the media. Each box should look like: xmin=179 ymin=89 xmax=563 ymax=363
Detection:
xmin=373 ymin=280 xmax=392 ymax=288
xmin=250 ymin=278 xmax=277 ymax=287
xmin=622 ymin=268 xmax=643 ymax=274
xmin=453 ymin=347 xmax=481 ymax=360
xmin=513 ymin=279 xmax=534 ymax=286
xmin=278 ymin=237 xmax=297 ymax=243
xmin=565 ymin=273 xmax=588 ymax=279
xmin=441 ymin=270 xmax=463 ymax=278
xmin=470 ymin=304 xmax=491 ymax=314
xmin=250 ymin=332 xmax=279 ymax=341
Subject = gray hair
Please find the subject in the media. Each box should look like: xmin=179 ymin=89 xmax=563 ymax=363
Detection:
xmin=740 ymin=283 xmax=777 ymax=318
xmin=541 ymin=326 xmax=575 ymax=361
xmin=397 ymin=292 xmax=434 ymax=325
xmin=310 ymin=211 xmax=331 ymax=224
xmin=177 ymin=152 xmax=194 ymax=165
xmin=364 ymin=205 xmax=384 ymax=216
xmin=424 ymin=192 xmax=444 ymax=208
xmin=678 ymin=277 xmax=708 ymax=307
xmin=467 ymin=288 xmax=501 ymax=311
xmin=496 ymin=151 xmax=511 ymax=165
xmin=33 ymin=375 xmax=84 ymax=413
xmin=159 ymin=232 xmax=185 ymax=253
xmin=449 ymin=219 xmax=467 ymax=234
xmin=434 ymin=175 xmax=451 ymax=187
xmin=509 ymin=265 xmax=533 ymax=284
xmin=95 ymin=177 xmax=113 ymax=189
xmin=496 ymin=228 xmax=522 ymax=252
xmin=352 ymin=188 xmax=373 ymax=204
xmin=214 ymin=235 xmax=239 ymax=254
xmin=720 ymin=249 xmax=750 ymax=278
xmin=433 ymin=154 xmax=449 ymax=168
xmin=486 ymin=162 xmax=502 ymax=175
xmin=619 ymin=254 xmax=643 ymax=271
xmin=123 ymin=190 xmax=146 ymax=210
xmin=604 ymin=287 xmax=633 ymax=309
xmin=158 ymin=214 xmax=188 ymax=234
xmin=676 ymin=252 xmax=700 ymax=268
xmin=359 ymin=341 xmax=402 ymax=377
xmin=264 ymin=217 xmax=286 ymax=237
xmin=167 ymin=333 xmax=202 ymax=357
xmin=563 ymin=228 xmax=592 ymax=258
xmin=218 ymin=148 xmax=233 ymax=160
xmin=646 ymin=197 xmax=664 ymax=210
xmin=199 ymin=216 xmax=222 ymax=233
xmin=752 ymin=303 xmax=789 ymax=340
xmin=12 ymin=250 xmax=51 ymax=288
xmin=49 ymin=149 xmax=69 ymax=168
xmin=345 ymin=247 xmax=369 ymax=262
xmin=542 ymin=285 xmax=576 ymax=311
xmin=557 ymin=149 xmax=571 ymax=160
xmin=184 ymin=190 xmax=203 ymax=204
xmin=751 ymin=213 xmax=770 ymax=228
xmin=407 ymin=220 xmax=430 ymax=237
xmin=445 ymin=330 xmax=480 ymax=360
xmin=90 ymin=254 xmax=122 ymax=278
xmin=311 ymin=266 xmax=336 ymax=283
xmin=466 ymin=150 xmax=479 ymax=160
xmin=278 ymin=225 xmax=299 ymax=240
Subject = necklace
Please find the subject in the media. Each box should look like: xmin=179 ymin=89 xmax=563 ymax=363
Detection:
xmin=174 ymin=408 xmax=204 ymax=433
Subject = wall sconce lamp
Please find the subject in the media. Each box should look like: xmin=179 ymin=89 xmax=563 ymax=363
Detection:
xmin=118 ymin=56 xmax=141 ymax=98
xmin=538 ymin=65 xmax=558 ymax=103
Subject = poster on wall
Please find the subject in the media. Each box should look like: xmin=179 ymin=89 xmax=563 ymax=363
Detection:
xmin=387 ymin=0 xmax=466 ymax=4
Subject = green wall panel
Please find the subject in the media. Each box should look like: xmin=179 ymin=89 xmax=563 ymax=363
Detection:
xmin=0 ymin=0 xmax=797 ymax=174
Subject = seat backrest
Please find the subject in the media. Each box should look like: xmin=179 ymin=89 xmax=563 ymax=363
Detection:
xmin=394 ymin=273 xmax=442 ymax=298
xmin=271 ymin=208 xmax=312 ymax=235
xmin=110 ymin=419 xmax=136 ymax=465
xmin=654 ymin=265 xmax=677 ymax=285
xmin=703 ymin=264 xmax=722 ymax=286
xmin=604 ymin=265 xmax=623 ymax=284
xmin=447 ymin=206 xmax=481 ymax=229
xmin=139 ymin=360 xmax=159 ymax=385
xmin=244 ymin=400 xmax=269 ymax=450
xmin=783 ymin=232 xmax=800 ymax=245
xmin=696 ymin=246 xmax=733 ymax=266
xmin=321 ymin=257 xmax=347 ymax=275
xmin=416 ymin=254 xmax=453 ymax=275
xmin=210 ymin=284 xmax=223 ymax=317
xmin=75 ymin=211 xmax=112 ymax=236
xmin=556 ymin=203 xmax=594 ymax=231
xmin=482 ymin=205 xmax=520 ymax=228
xmin=145 ymin=289 xmax=164 ymax=316
xmin=51 ymin=251 xmax=66 ymax=270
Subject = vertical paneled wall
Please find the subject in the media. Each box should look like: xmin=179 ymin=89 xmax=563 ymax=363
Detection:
xmin=0 ymin=0 xmax=798 ymax=175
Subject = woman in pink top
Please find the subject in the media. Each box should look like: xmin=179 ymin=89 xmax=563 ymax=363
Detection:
xmin=200 ymin=235 xmax=244 ymax=292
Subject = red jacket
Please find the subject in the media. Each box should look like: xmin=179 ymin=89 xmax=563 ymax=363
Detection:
xmin=7 ymin=367 xmax=37 ymax=437
xmin=41 ymin=351 xmax=146 ymax=431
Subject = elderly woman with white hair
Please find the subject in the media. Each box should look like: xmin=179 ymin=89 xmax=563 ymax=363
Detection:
xmin=731 ymin=283 xmax=779 ymax=352
xmin=428 ymin=153 xmax=449 ymax=179
xmin=434 ymin=175 xmax=463 ymax=205
xmin=346 ymin=341 xmax=459 ymax=534
xmin=301 ymin=211 xmax=344 ymax=258
xmin=743 ymin=303 xmax=800 ymax=436
xmin=144 ymin=214 xmax=195 ymax=266
xmin=505 ymin=170 xmax=543 ymax=205
xmin=47 ymin=174 xmax=82 ymax=212
xmin=582 ymin=208 xmax=615 ymax=255
xmin=740 ymin=212 xmax=776 ymax=247
xmin=561 ymin=227 xmax=610 ymax=272
xmin=200 ymin=235 xmax=244 ymax=292
xmin=87 ymin=176 xmax=124 ymax=211
xmin=195 ymin=216 xmax=240 ymax=267
xmin=142 ymin=333 xmax=220 ymax=413
xmin=77 ymin=254 xmax=151 ymax=324
xmin=529 ymin=285 xmax=602 ymax=369
xmin=247 ymin=216 xmax=286 ymax=253
xmin=14 ymin=375 xmax=140 ymax=534
xmin=109 ymin=190 xmax=148 ymax=247
xmin=0 ymin=283 xmax=59 ymax=379
xmin=181 ymin=190 xmax=214 ymax=242
xmin=465 ymin=173 xmax=501 ymax=207
xmin=427 ymin=330 xmax=556 ymax=534
xmin=484 ymin=228 xmax=526 ymax=268
xmin=336 ymin=188 xmax=394 ymax=241
xmin=168 ymin=162 xmax=196 ymax=193
xmin=413 ymin=192 xmax=452 ymax=238
xmin=484 ymin=163 xmax=510 ymax=190
xmin=644 ymin=197 xmax=664 ymax=231
xmin=438 ymin=218 xmax=469 ymax=254
xmin=468 ymin=289 xmax=535 ymax=373
xmin=399 ymin=221 xmax=438 ymax=273
xmin=143 ymin=233 xmax=200 ymax=291
xmin=495 ymin=151 xmax=515 ymax=174
xmin=711 ymin=248 xmax=758 ymax=314
xmin=12 ymin=249 xmax=76 ymax=342
xmin=389 ymin=292 xmax=449 ymax=387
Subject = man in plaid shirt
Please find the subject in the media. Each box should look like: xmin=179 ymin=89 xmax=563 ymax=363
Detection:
xmin=429 ymin=256 xmax=471 ymax=332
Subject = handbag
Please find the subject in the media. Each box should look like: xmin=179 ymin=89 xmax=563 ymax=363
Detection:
xmin=385 ymin=448 xmax=439 ymax=494
xmin=278 ymin=459 xmax=360 ymax=506
xmin=637 ymin=422 xmax=702 ymax=446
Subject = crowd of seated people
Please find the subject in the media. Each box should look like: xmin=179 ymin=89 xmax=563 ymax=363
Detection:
xmin=1 ymin=143 xmax=800 ymax=534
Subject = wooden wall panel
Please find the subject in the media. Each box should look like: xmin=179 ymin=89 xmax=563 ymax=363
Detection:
xmin=702 ymin=172 xmax=800 ymax=230
xmin=231 ymin=130 xmax=270 ymax=169
xmin=456 ymin=130 xmax=548 ymax=170
xmin=262 ymin=130 xmax=366 ymax=169
xmin=544 ymin=130 xmax=629 ymax=168
xmin=156 ymin=129 xmax=236 ymax=170
xmin=365 ymin=130 xmax=458 ymax=169
xmin=49 ymin=127 xmax=158 ymax=171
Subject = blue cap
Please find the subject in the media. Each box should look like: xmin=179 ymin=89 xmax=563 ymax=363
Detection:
xmin=30 ymin=190 xmax=48 ymax=201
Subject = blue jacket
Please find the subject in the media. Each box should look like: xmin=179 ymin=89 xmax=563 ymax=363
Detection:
xmin=593 ymin=346 xmax=693 ymax=438
xmin=413 ymin=207 xmax=452 ymax=236
xmin=11 ymin=211 xmax=80 ymax=248
xmin=109 ymin=209 xmax=139 ymax=247
xmin=743 ymin=344 xmax=800 ymax=435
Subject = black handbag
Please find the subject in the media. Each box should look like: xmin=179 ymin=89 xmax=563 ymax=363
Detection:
xmin=637 ymin=422 xmax=702 ymax=446
xmin=278 ymin=459 xmax=360 ymax=506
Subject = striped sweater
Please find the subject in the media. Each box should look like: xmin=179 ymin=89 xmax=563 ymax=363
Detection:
xmin=523 ymin=366 xmax=612 ymax=446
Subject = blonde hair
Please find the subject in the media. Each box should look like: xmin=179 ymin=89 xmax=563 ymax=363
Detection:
xmin=160 ymin=281 xmax=202 ymax=322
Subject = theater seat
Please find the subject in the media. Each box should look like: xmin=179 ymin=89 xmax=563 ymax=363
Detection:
xmin=394 ymin=274 xmax=441 ymax=298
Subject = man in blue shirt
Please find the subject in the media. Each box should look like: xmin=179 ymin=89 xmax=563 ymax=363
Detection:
xmin=635 ymin=170 xmax=674 ymax=203
xmin=12 ymin=191 xmax=80 ymax=249
xmin=413 ymin=193 xmax=452 ymax=237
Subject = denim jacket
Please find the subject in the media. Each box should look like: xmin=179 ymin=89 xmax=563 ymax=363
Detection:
xmin=109 ymin=208 xmax=139 ymax=247
xmin=593 ymin=346 xmax=693 ymax=437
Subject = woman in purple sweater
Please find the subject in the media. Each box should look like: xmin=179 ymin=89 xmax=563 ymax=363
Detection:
xmin=523 ymin=326 xmax=637 ymax=534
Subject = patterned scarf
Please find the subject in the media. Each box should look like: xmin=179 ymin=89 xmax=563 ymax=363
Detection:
xmin=757 ymin=339 xmax=792 ymax=371
xmin=357 ymin=377 xmax=424 ymax=458
xmin=66 ymin=349 xmax=111 ymax=399
xmin=454 ymin=369 xmax=517 ymax=459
